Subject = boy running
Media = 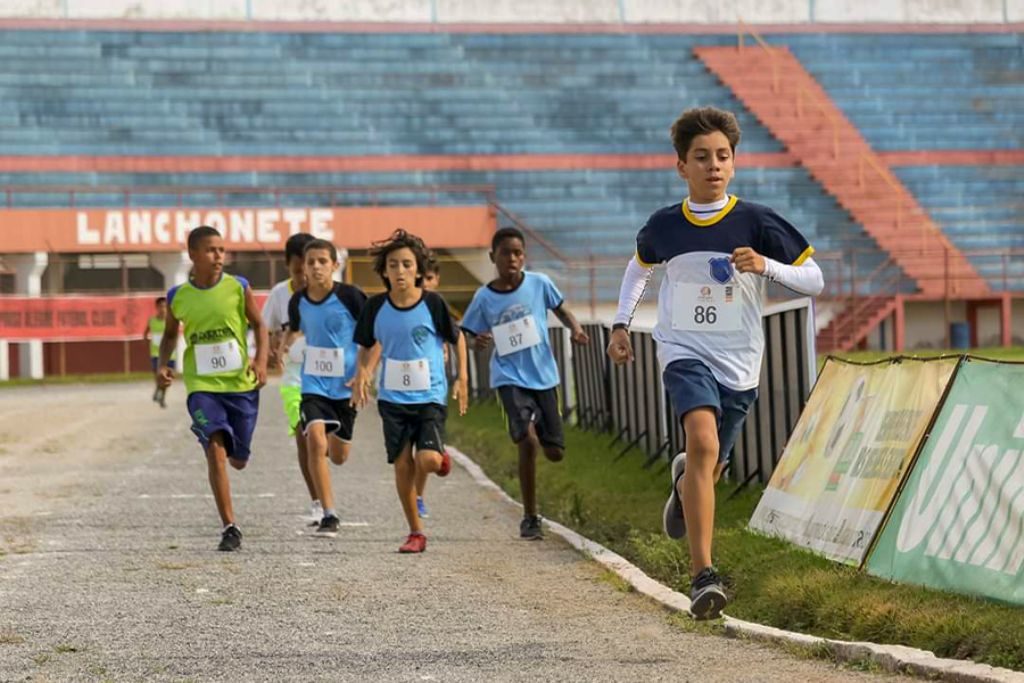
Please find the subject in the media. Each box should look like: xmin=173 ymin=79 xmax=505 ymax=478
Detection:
xmin=414 ymin=253 xmax=444 ymax=519
xmin=157 ymin=225 xmax=269 ymax=552
xmin=285 ymin=239 xmax=367 ymax=537
xmin=351 ymin=230 xmax=468 ymax=554
xmin=144 ymin=296 xmax=174 ymax=408
xmin=607 ymin=107 xmax=823 ymax=618
xmin=460 ymin=227 xmax=589 ymax=540
xmin=261 ymin=232 xmax=322 ymax=524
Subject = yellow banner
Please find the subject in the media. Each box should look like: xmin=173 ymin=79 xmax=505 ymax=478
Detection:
xmin=749 ymin=358 xmax=958 ymax=565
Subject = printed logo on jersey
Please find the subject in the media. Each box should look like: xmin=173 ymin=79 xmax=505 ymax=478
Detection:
xmin=497 ymin=303 xmax=531 ymax=326
xmin=709 ymin=257 xmax=734 ymax=285
xmin=412 ymin=325 xmax=432 ymax=345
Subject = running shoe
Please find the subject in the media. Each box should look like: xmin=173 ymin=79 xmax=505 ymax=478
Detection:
xmin=218 ymin=524 xmax=242 ymax=552
xmin=519 ymin=515 xmax=543 ymax=540
xmin=307 ymin=500 xmax=324 ymax=527
xmin=689 ymin=566 xmax=728 ymax=621
xmin=416 ymin=496 xmax=430 ymax=519
xmin=316 ymin=514 xmax=340 ymax=537
xmin=662 ymin=452 xmax=687 ymax=539
xmin=399 ymin=532 xmax=427 ymax=554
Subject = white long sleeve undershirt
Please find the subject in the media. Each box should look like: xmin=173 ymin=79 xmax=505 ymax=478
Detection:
xmin=612 ymin=255 xmax=824 ymax=328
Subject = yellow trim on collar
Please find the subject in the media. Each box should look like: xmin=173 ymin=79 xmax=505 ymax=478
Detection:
xmin=682 ymin=195 xmax=738 ymax=227
xmin=635 ymin=250 xmax=655 ymax=268
xmin=793 ymin=245 xmax=815 ymax=266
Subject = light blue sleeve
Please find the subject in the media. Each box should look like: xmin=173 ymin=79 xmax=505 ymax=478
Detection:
xmin=460 ymin=289 xmax=489 ymax=335
xmin=539 ymin=273 xmax=564 ymax=310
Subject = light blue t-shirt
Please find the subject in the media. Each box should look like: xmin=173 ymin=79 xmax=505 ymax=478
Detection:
xmin=460 ymin=271 xmax=564 ymax=391
xmin=287 ymin=283 xmax=367 ymax=400
xmin=355 ymin=291 xmax=461 ymax=406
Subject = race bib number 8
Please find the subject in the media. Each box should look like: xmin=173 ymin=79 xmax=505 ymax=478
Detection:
xmin=304 ymin=346 xmax=344 ymax=377
xmin=383 ymin=358 xmax=431 ymax=392
xmin=195 ymin=339 xmax=244 ymax=375
xmin=492 ymin=315 xmax=542 ymax=357
xmin=671 ymin=283 xmax=743 ymax=332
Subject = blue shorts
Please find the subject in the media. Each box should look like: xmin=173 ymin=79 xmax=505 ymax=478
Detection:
xmin=186 ymin=390 xmax=260 ymax=461
xmin=151 ymin=357 xmax=176 ymax=372
xmin=663 ymin=359 xmax=758 ymax=465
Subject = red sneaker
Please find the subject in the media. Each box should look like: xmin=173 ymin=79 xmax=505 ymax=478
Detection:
xmin=437 ymin=449 xmax=452 ymax=477
xmin=399 ymin=533 xmax=427 ymax=554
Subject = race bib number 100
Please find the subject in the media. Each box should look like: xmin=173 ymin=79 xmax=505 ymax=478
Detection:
xmin=384 ymin=358 xmax=431 ymax=392
xmin=194 ymin=339 xmax=244 ymax=375
xmin=492 ymin=315 xmax=542 ymax=357
xmin=304 ymin=346 xmax=344 ymax=377
xmin=671 ymin=283 xmax=743 ymax=332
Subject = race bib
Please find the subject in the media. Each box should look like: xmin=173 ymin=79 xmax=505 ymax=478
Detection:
xmin=194 ymin=339 xmax=244 ymax=375
xmin=492 ymin=315 xmax=542 ymax=357
xmin=151 ymin=332 xmax=163 ymax=348
xmin=671 ymin=283 xmax=742 ymax=332
xmin=383 ymin=358 xmax=430 ymax=392
xmin=304 ymin=346 xmax=345 ymax=378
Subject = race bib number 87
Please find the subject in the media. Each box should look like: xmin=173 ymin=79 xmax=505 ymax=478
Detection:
xmin=492 ymin=315 xmax=542 ymax=357
xmin=671 ymin=283 xmax=742 ymax=332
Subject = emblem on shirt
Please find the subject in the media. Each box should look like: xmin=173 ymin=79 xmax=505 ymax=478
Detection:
xmin=709 ymin=257 xmax=734 ymax=285
xmin=412 ymin=325 xmax=431 ymax=345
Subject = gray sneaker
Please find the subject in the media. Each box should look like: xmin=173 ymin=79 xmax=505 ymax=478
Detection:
xmin=519 ymin=515 xmax=543 ymax=540
xmin=689 ymin=566 xmax=727 ymax=620
xmin=662 ymin=452 xmax=687 ymax=539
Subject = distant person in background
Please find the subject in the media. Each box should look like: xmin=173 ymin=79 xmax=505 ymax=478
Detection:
xmin=262 ymin=232 xmax=322 ymax=526
xmin=144 ymin=296 xmax=174 ymax=408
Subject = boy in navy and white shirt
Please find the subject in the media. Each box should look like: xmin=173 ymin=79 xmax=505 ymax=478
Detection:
xmin=352 ymin=230 xmax=468 ymax=554
xmin=285 ymin=238 xmax=367 ymax=537
xmin=608 ymin=107 xmax=824 ymax=620
xmin=461 ymin=227 xmax=589 ymax=540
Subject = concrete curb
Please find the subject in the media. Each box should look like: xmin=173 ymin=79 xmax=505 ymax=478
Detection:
xmin=447 ymin=445 xmax=1024 ymax=683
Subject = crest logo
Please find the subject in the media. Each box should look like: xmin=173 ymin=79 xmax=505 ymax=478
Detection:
xmin=709 ymin=257 xmax=733 ymax=285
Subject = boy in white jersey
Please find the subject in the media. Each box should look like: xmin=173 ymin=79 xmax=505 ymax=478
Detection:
xmin=607 ymin=107 xmax=824 ymax=619
xmin=351 ymin=230 xmax=468 ymax=554
xmin=262 ymin=232 xmax=321 ymax=524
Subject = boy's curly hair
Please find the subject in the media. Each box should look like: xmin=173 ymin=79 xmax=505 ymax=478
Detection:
xmin=671 ymin=106 xmax=741 ymax=160
xmin=370 ymin=229 xmax=429 ymax=290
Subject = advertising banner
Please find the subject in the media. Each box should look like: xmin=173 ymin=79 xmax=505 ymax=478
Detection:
xmin=749 ymin=358 xmax=958 ymax=565
xmin=866 ymin=361 xmax=1024 ymax=605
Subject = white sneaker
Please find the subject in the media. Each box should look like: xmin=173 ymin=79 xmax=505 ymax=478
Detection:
xmin=307 ymin=500 xmax=323 ymax=527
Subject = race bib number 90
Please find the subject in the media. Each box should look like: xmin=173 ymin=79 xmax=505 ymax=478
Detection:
xmin=304 ymin=346 xmax=344 ymax=377
xmin=492 ymin=315 xmax=542 ymax=357
xmin=671 ymin=283 xmax=742 ymax=332
xmin=194 ymin=339 xmax=244 ymax=375
xmin=383 ymin=358 xmax=431 ymax=392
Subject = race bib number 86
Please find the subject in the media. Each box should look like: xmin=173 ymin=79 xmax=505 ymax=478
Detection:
xmin=671 ymin=283 xmax=742 ymax=332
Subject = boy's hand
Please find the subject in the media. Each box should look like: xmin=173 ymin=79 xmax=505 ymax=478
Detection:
xmin=606 ymin=328 xmax=633 ymax=365
xmin=452 ymin=377 xmax=469 ymax=416
xmin=473 ymin=332 xmax=493 ymax=350
xmin=732 ymin=247 xmax=766 ymax=275
xmin=348 ymin=370 xmax=371 ymax=409
xmin=156 ymin=366 xmax=174 ymax=388
xmin=268 ymin=348 xmax=282 ymax=371
xmin=250 ymin=360 xmax=268 ymax=389
xmin=571 ymin=327 xmax=590 ymax=345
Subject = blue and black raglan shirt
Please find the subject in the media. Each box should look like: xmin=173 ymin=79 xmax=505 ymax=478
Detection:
xmin=461 ymin=271 xmax=564 ymax=391
xmin=287 ymin=282 xmax=367 ymax=400
xmin=637 ymin=196 xmax=813 ymax=391
xmin=354 ymin=291 xmax=461 ymax=406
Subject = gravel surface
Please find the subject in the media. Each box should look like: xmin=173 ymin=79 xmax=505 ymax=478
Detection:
xmin=0 ymin=381 xmax=904 ymax=682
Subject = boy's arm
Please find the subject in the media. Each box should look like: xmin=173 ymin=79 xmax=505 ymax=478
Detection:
xmin=552 ymin=304 xmax=589 ymax=345
xmin=608 ymin=256 xmax=653 ymax=364
xmin=734 ymin=248 xmax=824 ymax=296
xmin=156 ymin=313 xmax=179 ymax=388
xmin=452 ymin=330 xmax=469 ymax=416
xmin=349 ymin=345 xmax=374 ymax=409
xmin=243 ymin=286 xmax=269 ymax=388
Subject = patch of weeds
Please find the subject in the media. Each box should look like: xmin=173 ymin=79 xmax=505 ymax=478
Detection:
xmin=209 ymin=597 xmax=234 ymax=606
xmin=155 ymin=561 xmax=193 ymax=571
xmin=595 ymin=569 xmax=633 ymax=594
xmin=53 ymin=643 xmax=79 ymax=654
xmin=0 ymin=630 xmax=25 ymax=645
xmin=88 ymin=664 xmax=108 ymax=676
xmin=33 ymin=652 xmax=50 ymax=666
xmin=666 ymin=611 xmax=727 ymax=636
xmin=167 ymin=544 xmax=179 ymax=550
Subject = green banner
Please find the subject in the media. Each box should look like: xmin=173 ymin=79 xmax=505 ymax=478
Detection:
xmin=866 ymin=361 xmax=1024 ymax=605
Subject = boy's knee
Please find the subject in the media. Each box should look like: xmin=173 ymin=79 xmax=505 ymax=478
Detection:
xmin=417 ymin=450 xmax=442 ymax=472
xmin=542 ymin=446 xmax=564 ymax=462
xmin=229 ymin=458 xmax=248 ymax=471
xmin=329 ymin=439 xmax=350 ymax=466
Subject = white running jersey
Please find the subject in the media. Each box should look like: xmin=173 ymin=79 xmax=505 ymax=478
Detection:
xmin=262 ymin=279 xmax=305 ymax=387
xmin=637 ymin=196 xmax=813 ymax=391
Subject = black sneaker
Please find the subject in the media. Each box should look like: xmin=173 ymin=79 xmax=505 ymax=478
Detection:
xmin=218 ymin=524 xmax=242 ymax=552
xmin=519 ymin=515 xmax=543 ymax=540
xmin=156 ymin=387 xmax=167 ymax=408
xmin=316 ymin=514 xmax=341 ymax=537
xmin=689 ymin=566 xmax=727 ymax=620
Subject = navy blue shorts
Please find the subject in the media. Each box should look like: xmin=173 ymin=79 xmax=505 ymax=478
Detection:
xmin=186 ymin=390 xmax=260 ymax=461
xmin=663 ymin=359 xmax=757 ymax=465
xmin=151 ymin=357 xmax=176 ymax=372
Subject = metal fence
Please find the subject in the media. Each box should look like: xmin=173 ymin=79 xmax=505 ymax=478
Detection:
xmin=465 ymin=297 xmax=817 ymax=485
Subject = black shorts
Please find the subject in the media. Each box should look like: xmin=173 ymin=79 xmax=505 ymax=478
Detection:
xmin=300 ymin=394 xmax=357 ymax=442
xmin=497 ymin=385 xmax=565 ymax=450
xmin=377 ymin=400 xmax=447 ymax=464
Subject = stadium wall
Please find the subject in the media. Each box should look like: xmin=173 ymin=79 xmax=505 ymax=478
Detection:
xmin=0 ymin=0 xmax=1019 ymax=24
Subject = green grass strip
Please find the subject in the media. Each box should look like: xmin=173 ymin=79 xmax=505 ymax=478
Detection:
xmin=0 ymin=372 xmax=151 ymax=389
xmin=448 ymin=397 xmax=1024 ymax=672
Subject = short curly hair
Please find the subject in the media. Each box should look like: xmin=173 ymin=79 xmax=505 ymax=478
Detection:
xmin=369 ymin=229 xmax=429 ymax=290
xmin=670 ymin=106 xmax=741 ymax=160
